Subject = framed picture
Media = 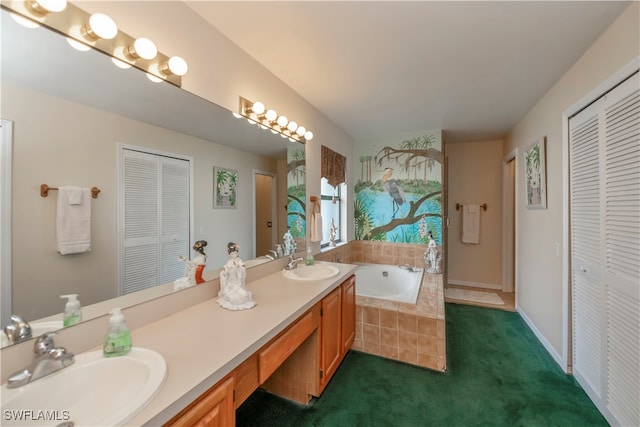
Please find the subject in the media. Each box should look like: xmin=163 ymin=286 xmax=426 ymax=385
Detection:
xmin=214 ymin=166 xmax=238 ymax=208
xmin=524 ymin=137 xmax=547 ymax=209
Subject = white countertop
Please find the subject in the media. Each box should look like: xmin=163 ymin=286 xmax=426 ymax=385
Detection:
xmin=126 ymin=261 xmax=357 ymax=426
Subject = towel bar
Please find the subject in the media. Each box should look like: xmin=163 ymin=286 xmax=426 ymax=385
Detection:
xmin=456 ymin=203 xmax=487 ymax=211
xmin=40 ymin=184 xmax=101 ymax=199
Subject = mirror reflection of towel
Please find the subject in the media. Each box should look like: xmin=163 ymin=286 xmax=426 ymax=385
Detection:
xmin=57 ymin=186 xmax=92 ymax=255
xmin=461 ymin=204 xmax=480 ymax=244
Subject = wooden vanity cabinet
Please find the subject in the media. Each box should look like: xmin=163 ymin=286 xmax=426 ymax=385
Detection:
xmin=341 ymin=275 xmax=356 ymax=355
xmin=319 ymin=274 xmax=356 ymax=394
xmin=166 ymin=274 xmax=356 ymax=426
xmin=166 ymin=376 xmax=234 ymax=427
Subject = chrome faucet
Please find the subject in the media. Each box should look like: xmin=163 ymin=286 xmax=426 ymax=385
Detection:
xmin=7 ymin=332 xmax=75 ymax=389
xmin=265 ymin=250 xmax=278 ymax=260
xmin=285 ymin=254 xmax=304 ymax=270
xmin=3 ymin=314 xmax=32 ymax=344
xmin=400 ymin=264 xmax=418 ymax=273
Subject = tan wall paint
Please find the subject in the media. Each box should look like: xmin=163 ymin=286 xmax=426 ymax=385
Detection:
xmin=5 ymin=85 xmax=275 ymax=321
xmin=446 ymin=140 xmax=503 ymax=288
xmin=504 ymin=2 xmax=639 ymax=357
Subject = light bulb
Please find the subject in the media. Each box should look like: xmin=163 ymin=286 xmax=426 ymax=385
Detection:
xmin=296 ymin=126 xmax=306 ymax=137
xmin=83 ymin=13 xmax=118 ymax=40
xmin=251 ymin=102 xmax=265 ymax=115
xmin=160 ymin=56 xmax=188 ymax=76
xmin=232 ymin=112 xmax=243 ymax=119
xmin=265 ymin=109 xmax=278 ymax=122
xmin=126 ymin=37 xmax=157 ymax=60
xmin=287 ymin=121 xmax=298 ymax=132
xmin=277 ymin=116 xmax=288 ymax=128
xmin=304 ymin=131 xmax=314 ymax=140
xmin=29 ymin=0 xmax=67 ymax=14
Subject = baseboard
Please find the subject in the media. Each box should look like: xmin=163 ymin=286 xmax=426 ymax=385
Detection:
xmin=447 ymin=279 xmax=501 ymax=290
xmin=517 ymin=305 xmax=564 ymax=370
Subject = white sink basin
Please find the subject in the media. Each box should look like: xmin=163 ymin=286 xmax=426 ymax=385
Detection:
xmin=283 ymin=264 xmax=340 ymax=281
xmin=1 ymin=347 xmax=166 ymax=426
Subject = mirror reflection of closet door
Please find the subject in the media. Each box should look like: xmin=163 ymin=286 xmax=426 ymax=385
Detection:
xmin=254 ymin=171 xmax=276 ymax=258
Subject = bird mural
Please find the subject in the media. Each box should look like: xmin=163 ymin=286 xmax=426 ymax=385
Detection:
xmin=382 ymin=167 xmax=406 ymax=218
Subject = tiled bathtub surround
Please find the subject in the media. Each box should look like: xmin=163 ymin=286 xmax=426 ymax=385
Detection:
xmin=316 ymin=241 xmax=446 ymax=372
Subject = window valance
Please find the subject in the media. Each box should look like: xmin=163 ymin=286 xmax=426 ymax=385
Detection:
xmin=321 ymin=145 xmax=346 ymax=188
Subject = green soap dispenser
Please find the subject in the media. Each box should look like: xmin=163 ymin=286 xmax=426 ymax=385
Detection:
xmin=61 ymin=294 xmax=82 ymax=327
xmin=103 ymin=308 xmax=132 ymax=357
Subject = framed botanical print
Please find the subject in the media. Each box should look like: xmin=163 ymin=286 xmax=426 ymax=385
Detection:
xmin=524 ymin=137 xmax=547 ymax=209
xmin=214 ymin=166 xmax=238 ymax=208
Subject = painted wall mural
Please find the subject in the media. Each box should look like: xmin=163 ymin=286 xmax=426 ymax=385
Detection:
xmin=354 ymin=131 xmax=443 ymax=245
xmin=287 ymin=146 xmax=306 ymax=241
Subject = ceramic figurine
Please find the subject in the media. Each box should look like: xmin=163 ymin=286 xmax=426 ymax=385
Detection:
xmin=426 ymin=231 xmax=440 ymax=273
xmin=329 ymin=218 xmax=337 ymax=247
xmin=283 ymin=227 xmax=296 ymax=256
xmin=217 ymin=242 xmax=256 ymax=311
xmin=173 ymin=240 xmax=208 ymax=291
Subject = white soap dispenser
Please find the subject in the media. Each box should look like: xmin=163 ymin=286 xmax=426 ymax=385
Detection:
xmin=103 ymin=307 xmax=132 ymax=357
xmin=61 ymin=294 xmax=82 ymax=327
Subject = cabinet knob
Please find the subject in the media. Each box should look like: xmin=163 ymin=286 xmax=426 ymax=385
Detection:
xmin=580 ymin=267 xmax=587 ymax=273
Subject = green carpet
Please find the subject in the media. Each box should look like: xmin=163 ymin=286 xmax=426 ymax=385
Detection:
xmin=237 ymin=303 xmax=608 ymax=426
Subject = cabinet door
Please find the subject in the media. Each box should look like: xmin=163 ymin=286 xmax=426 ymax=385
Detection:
xmin=341 ymin=275 xmax=356 ymax=354
xmin=320 ymin=287 xmax=342 ymax=391
xmin=166 ymin=377 xmax=234 ymax=427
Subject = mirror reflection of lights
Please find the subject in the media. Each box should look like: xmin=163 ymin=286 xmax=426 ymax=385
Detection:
xmin=10 ymin=12 xmax=40 ymax=28
xmin=111 ymin=57 xmax=131 ymax=69
xmin=66 ymin=37 xmax=91 ymax=51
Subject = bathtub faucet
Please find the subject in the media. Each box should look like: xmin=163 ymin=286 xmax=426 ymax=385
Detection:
xmin=400 ymin=264 xmax=417 ymax=273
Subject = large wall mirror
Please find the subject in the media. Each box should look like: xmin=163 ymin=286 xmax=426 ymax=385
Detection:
xmin=0 ymin=9 xmax=306 ymax=347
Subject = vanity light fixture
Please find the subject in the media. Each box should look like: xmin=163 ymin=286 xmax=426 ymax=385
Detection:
xmin=159 ymin=56 xmax=188 ymax=76
xmin=82 ymin=13 xmax=118 ymax=40
xmin=125 ymin=37 xmax=158 ymax=61
xmin=238 ymin=97 xmax=313 ymax=143
xmin=27 ymin=0 xmax=67 ymax=15
xmin=3 ymin=1 xmax=187 ymax=87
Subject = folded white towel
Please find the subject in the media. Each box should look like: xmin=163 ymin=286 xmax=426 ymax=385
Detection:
xmin=311 ymin=212 xmax=323 ymax=242
xmin=461 ymin=204 xmax=480 ymax=244
xmin=57 ymin=186 xmax=92 ymax=255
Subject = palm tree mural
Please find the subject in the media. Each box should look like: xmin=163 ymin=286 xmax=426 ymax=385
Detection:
xmin=287 ymin=148 xmax=306 ymax=239
xmin=354 ymin=132 xmax=443 ymax=244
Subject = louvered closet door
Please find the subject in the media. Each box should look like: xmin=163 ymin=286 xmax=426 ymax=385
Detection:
xmin=570 ymin=71 xmax=639 ymax=427
xmin=121 ymin=149 xmax=190 ymax=295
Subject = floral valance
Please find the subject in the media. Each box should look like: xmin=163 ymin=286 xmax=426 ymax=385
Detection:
xmin=321 ymin=145 xmax=346 ymax=188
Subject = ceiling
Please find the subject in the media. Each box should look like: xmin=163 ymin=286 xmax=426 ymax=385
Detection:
xmin=186 ymin=1 xmax=631 ymax=143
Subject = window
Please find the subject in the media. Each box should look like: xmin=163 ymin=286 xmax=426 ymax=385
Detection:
xmin=321 ymin=177 xmax=343 ymax=246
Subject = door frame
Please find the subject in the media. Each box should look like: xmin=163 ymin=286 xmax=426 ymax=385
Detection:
xmin=0 ymin=119 xmax=13 ymax=326
xmin=561 ymin=56 xmax=639 ymax=373
xmin=501 ymin=149 xmax=517 ymax=295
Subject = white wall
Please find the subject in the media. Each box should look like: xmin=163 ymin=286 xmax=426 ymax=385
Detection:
xmin=80 ymin=1 xmax=356 ymax=249
xmin=446 ymin=140 xmax=503 ymax=288
xmin=504 ymin=2 xmax=639 ymax=361
xmin=5 ymin=85 xmax=275 ymax=321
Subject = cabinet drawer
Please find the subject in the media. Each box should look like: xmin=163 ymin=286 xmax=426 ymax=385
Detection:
xmin=259 ymin=309 xmax=318 ymax=383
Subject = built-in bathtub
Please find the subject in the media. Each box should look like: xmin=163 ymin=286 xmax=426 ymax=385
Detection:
xmin=354 ymin=263 xmax=423 ymax=304
xmin=352 ymin=262 xmax=446 ymax=372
